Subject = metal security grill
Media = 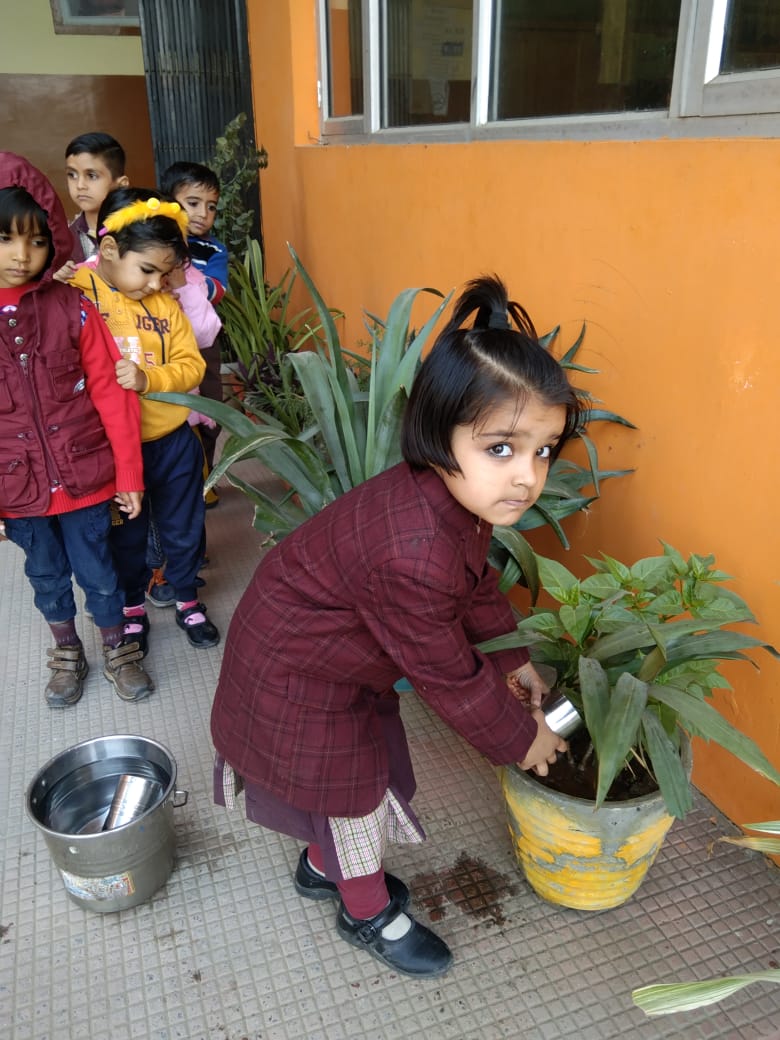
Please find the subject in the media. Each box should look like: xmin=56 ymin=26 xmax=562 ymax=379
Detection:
xmin=137 ymin=0 xmax=257 ymax=181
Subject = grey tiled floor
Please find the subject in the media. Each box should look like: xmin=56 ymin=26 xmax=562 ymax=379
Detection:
xmin=2 ymin=465 xmax=779 ymax=1040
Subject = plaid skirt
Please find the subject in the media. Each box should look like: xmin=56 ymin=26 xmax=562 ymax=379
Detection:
xmin=215 ymin=756 xmax=425 ymax=880
xmin=213 ymin=708 xmax=425 ymax=880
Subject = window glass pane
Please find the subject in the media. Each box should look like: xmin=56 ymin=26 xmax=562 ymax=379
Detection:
xmin=721 ymin=0 xmax=780 ymax=74
xmin=383 ymin=0 xmax=473 ymax=127
xmin=326 ymin=0 xmax=363 ymax=117
xmin=491 ymin=0 xmax=680 ymax=120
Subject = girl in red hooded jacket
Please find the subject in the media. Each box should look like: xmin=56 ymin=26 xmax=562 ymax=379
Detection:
xmin=0 ymin=152 xmax=152 ymax=706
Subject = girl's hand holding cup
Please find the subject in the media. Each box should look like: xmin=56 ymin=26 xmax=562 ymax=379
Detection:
xmin=506 ymin=660 xmax=549 ymax=709
xmin=518 ymin=710 xmax=568 ymax=776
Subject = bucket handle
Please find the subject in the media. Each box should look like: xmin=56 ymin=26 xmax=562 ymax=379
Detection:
xmin=172 ymin=789 xmax=189 ymax=808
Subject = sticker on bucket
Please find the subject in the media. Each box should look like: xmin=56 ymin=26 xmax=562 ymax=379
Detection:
xmin=60 ymin=868 xmax=136 ymax=901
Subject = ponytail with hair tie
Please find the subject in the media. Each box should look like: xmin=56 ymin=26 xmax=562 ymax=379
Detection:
xmin=450 ymin=274 xmax=538 ymax=339
xmin=487 ymin=308 xmax=510 ymax=330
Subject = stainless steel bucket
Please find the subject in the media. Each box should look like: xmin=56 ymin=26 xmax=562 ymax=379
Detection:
xmin=25 ymin=735 xmax=188 ymax=913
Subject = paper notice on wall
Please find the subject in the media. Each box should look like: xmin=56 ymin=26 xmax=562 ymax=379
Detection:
xmin=412 ymin=5 xmax=471 ymax=80
xmin=410 ymin=2 xmax=472 ymax=115
xmin=429 ymin=79 xmax=450 ymax=115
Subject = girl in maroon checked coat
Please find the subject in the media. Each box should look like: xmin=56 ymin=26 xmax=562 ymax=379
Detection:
xmin=211 ymin=275 xmax=586 ymax=978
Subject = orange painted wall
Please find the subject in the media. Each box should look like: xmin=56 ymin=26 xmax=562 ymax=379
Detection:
xmin=247 ymin=2 xmax=780 ymax=827
xmin=328 ymin=9 xmax=353 ymax=116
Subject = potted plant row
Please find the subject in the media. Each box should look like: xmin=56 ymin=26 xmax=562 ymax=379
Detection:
xmin=152 ymin=247 xmax=779 ymax=916
xmin=154 ymin=241 xmax=634 ymax=596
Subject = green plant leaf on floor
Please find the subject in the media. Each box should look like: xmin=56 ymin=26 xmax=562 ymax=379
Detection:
xmin=716 ymin=819 xmax=780 ymax=854
xmin=632 ymin=970 xmax=780 ymax=1016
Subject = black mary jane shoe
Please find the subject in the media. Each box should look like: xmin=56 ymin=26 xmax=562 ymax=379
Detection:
xmin=294 ymin=850 xmax=411 ymax=909
xmin=122 ymin=613 xmax=151 ymax=657
xmin=336 ymin=894 xmax=453 ymax=979
xmin=175 ymin=602 xmax=220 ymax=648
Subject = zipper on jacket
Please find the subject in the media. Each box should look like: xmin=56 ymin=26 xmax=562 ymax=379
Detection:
xmin=18 ymin=331 xmax=63 ymax=492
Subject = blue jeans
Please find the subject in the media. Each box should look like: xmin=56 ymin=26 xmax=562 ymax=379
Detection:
xmin=4 ymin=502 xmax=125 ymax=628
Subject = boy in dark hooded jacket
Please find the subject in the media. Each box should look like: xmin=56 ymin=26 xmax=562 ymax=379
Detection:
xmin=0 ymin=152 xmax=153 ymax=706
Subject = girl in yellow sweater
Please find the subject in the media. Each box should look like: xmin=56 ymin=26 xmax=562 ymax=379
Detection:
xmin=71 ymin=188 xmax=220 ymax=655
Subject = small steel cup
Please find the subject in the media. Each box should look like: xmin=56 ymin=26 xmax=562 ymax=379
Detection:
xmin=102 ymin=774 xmax=163 ymax=831
xmin=542 ymin=691 xmax=583 ymax=738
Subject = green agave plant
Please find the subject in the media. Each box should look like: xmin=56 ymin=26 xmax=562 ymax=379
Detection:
xmin=479 ymin=542 xmax=780 ymax=818
xmin=632 ymin=819 xmax=780 ymax=1015
xmin=151 ymin=244 xmax=452 ymax=539
xmin=155 ymin=245 xmax=634 ymax=572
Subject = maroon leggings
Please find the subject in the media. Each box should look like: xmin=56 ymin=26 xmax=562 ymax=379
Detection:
xmin=308 ymin=844 xmax=390 ymax=920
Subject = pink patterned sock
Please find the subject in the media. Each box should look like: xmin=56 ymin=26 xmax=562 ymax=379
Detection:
xmin=176 ymin=599 xmax=207 ymax=625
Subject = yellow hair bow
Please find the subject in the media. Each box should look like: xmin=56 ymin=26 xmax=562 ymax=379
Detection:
xmin=100 ymin=197 xmax=189 ymax=237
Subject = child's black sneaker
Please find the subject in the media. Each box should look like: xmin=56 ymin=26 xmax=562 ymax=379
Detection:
xmin=176 ymin=602 xmax=220 ymax=648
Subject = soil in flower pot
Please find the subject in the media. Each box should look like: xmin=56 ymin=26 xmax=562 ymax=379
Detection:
xmin=535 ymin=728 xmax=660 ymax=802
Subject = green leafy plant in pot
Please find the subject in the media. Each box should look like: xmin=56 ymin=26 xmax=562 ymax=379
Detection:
xmin=219 ymin=238 xmax=342 ymax=436
xmin=480 ymin=543 xmax=780 ymax=910
xmin=207 ymin=113 xmax=268 ymax=256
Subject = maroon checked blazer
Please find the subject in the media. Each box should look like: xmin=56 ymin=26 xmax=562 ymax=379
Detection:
xmin=210 ymin=462 xmax=539 ymax=816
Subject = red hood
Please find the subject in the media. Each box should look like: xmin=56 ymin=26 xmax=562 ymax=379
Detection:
xmin=0 ymin=151 xmax=72 ymax=281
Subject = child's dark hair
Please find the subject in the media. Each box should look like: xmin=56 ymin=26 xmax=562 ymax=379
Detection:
xmin=97 ymin=187 xmax=190 ymax=266
xmin=0 ymin=186 xmax=55 ymax=276
xmin=402 ymin=275 xmax=585 ymax=473
xmin=65 ymin=132 xmax=126 ymax=179
xmin=160 ymin=161 xmax=220 ymax=198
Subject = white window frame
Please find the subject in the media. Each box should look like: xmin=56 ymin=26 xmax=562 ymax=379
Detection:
xmin=316 ymin=0 xmax=368 ymax=137
xmin=49 ymin=0 xmax=140 ymax=36
xmin=317 ymin=0 xmax=780 ymax=141
xmin=678 ymin=0 xmax=780 ymax=117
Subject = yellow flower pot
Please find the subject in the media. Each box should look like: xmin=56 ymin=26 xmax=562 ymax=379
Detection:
xmin=499 ymin=738 xmax=691 ymax=911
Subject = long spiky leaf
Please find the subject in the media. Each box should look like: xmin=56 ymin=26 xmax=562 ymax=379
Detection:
xmin=632 ymin=972 xmax=780 ymax=1016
